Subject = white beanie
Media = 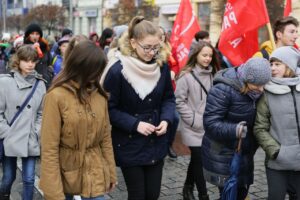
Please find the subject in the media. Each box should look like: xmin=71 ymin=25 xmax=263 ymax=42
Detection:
xmin=2 ymin=33 xmax=11 ymax=41
xmin=13 ymin=36 xmax=24 ymax=49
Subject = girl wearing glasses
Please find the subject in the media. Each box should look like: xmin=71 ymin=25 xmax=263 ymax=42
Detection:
xmin=101 ymin=16 xmax=175 ymax=200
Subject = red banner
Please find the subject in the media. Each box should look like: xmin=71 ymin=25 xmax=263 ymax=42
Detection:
xmin=218 ymin=0 xmax=270 ymax=66
xmin=170 ymin=0 xmax=200 ymax=69
xmin=284 ymin=0 xmax=292 ymax=17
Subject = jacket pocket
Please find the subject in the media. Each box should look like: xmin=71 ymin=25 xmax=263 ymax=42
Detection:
xmin=268 ymin=144 xmax=300 ymax=171
xmin=62 ymin=168 xmax=82 ymax=195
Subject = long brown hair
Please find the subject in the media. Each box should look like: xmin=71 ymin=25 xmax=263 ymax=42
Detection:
xmin=49 ymin=40 xmax=107 ymax=103
xmin=179 ymin=41 xmax=220 ymax=76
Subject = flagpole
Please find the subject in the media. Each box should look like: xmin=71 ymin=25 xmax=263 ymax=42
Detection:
xmin=266 ymin=23 xmax=276 ymax=50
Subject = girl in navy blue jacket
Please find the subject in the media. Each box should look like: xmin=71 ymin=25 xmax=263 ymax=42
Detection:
xmin=101 ymin=16 xmax=175 ymax=200
xmin=202 ymin=58 xmax=271 ymax=200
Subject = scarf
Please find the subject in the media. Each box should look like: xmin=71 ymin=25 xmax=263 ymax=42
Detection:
xmin=271 ymin=77 xmax=300 ymax=86
xmin=119 ymin=54 xmax=160 ymax=100
xmin=100 ymin=51 xmax=161 ymax=100
xmin=264 ymin=77 xmax=300 ymax=94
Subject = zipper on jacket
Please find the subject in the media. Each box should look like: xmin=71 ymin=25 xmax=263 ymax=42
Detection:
xmin=291 ymin=87 xmax=300 ymax=143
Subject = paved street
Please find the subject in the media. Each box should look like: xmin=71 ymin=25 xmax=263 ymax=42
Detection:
xmin=2 ymin=134 xmax=288 ymax=200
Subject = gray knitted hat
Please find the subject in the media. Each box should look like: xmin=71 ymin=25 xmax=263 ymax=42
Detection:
xmin=270 ymin=46 xmax=300 ymax=73
xmin=239 ymin=57 xmax=271 ymax=85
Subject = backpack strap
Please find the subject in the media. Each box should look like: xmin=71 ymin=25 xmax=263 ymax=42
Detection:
xmin=51 ymin=55 xmax=57 ymax=66
xmin=260 ymin=48 xmax=269 ymax=60
xmin=9 ymin=80 xmax=40 ymax=126
xmin=9 ymin=72 xmax=14 ymax=78
xmin=191 ymin=71 xmax=208 ymax=95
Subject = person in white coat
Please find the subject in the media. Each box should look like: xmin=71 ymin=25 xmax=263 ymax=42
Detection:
xmin=175 ymin=41 xmax=220 ymax=200
xmin=0 ymin=45 xmax=46 ymax=200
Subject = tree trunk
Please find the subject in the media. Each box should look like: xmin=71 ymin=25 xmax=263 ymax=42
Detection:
xmin=209 ymin=0 xmax=226 ymax=46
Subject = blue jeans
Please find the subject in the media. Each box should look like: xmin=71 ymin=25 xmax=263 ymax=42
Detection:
xmin=65 ymin=195 xmax=105 ymax=200
xmin=0 ymin=156 xmax=36 ymax=200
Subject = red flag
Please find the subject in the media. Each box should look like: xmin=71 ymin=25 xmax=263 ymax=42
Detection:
xmin=170 ymin=0 xmax=200 ymax=69
xmin=284 ymin=0 xmax=292 ymax=17
xmin=219 ymin=0 xmax=270 ymax=66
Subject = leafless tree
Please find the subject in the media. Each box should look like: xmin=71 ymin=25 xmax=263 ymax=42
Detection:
xmin=7 ymin=15 xmax=23 ymax=33
xmin=109 ymin=0 xmax=159 ymax=26
xmin=23 ymin=5 xmax=66 ymax=35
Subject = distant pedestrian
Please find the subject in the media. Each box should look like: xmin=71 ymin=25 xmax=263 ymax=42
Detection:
xmin=190 ymin=31 xmax=211 ymax=55
xmin=253 ymin=16 xmax=299 ymax=59
xmin=102 ymin=16 xmax=175 ymax=200
xmin=107 ymin=25 xmax=128 ymax=60
xmin=50 ymin=28 xmax=73 ymax=57
xmin=99 ymin=28 xmax=114 ymax=55
xmin=254 ymin=46 xmax=300 ymax=200
xmin=89 ymin=32 xmax=100 ymax=46
xmin=202 ymin=57 xmax=272 ymax=200
xmin=0 ymin=45 xmax=46 ymax=200
xmin=176 ymin=41 xmax=220 ymax=200
xmin=52 ymin=35 xmax=70 ymax=76
xmin=40 ymin=40 xmax=117 ymax=200
xmin=23 ymin=23 xmax=54 ymax=89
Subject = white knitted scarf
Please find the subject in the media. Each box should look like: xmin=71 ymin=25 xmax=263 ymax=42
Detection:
xmin=100 ymin=51 xmax=161 ymax=100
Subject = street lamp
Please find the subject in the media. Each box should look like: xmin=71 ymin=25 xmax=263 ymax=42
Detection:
xmin=69 ymin=0 xmax=73 ymax=30
xmin=2 ymin=0 xmax=7 ymax=32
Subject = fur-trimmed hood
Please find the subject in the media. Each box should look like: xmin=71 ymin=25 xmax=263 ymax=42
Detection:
xmin=118 ymin=31 xmax=169 ymax=67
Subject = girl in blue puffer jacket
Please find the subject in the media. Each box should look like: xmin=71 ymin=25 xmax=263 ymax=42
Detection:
xmin=202 ymin=57 xmax=271 ymax=200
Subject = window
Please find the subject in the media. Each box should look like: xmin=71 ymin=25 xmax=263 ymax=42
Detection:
xmin=88 ymin=17 xmax=97 ymax=33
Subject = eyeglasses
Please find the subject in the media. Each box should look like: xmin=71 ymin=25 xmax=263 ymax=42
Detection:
xmin=136 ymin=41 xmax=161 ymax=54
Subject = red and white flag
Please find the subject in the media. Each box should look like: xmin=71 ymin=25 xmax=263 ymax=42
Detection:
xmin=284 ymin=0 xmax=292 ymax=17
xmin=170 ymin=0 xmax=200 ymax=69
xmin=218 ymin=0 xmax=270 ymax=66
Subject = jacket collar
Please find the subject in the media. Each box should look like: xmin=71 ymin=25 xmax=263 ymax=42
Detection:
xmin=264 ymin=81 xmax=300 ymax=94
xmin=193 ymin=65 xmax=212 ymax=75
xmin=11 ymin=70 xmax=40 ymax=89
xmin=62 ymin=80 xmax=98 ymax=96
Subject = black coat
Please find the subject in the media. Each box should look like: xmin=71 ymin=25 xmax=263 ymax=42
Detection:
xmin=202 ymin=68 xmax=259 ymax=187
xmin=103 ymin=61 xmax=175 ymax=167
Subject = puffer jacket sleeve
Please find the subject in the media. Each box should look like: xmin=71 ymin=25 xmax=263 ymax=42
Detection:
xmin=254 ymin=94 xmax=280 ymax=159
xmin=100 ymin=102 xmax=117 ymax=185
xmin=175 ymin=74 xmax=201 ymax=129
xmin=103 ymin=64 xmax=139 ymax=133
xmin=160 ymin=64 xmax=175 ymax=124
xmin=203 ymin=83 xmax=237 ymax=140
xmin=40 ymin=92 xmax=65 ymax=200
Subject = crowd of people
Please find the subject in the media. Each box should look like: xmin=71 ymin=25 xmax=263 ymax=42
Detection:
xmin=0 ymin=14 xmax=299 ymax=200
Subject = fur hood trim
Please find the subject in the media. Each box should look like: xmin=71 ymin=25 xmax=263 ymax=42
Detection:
xmin=118 ymin=31 xmax=169 ymax=67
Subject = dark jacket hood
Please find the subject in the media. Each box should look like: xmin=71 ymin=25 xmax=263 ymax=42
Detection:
xmin=214 ymin=68 xmax=243 ymax=91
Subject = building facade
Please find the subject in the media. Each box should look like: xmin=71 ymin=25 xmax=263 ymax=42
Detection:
xmin=6 ymin=0 xmax=34 ymax=16
xmin=70 ymin=0 xmax=104 ymax=37
xmin=156 ymin=0 xmax=211 ymax=32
